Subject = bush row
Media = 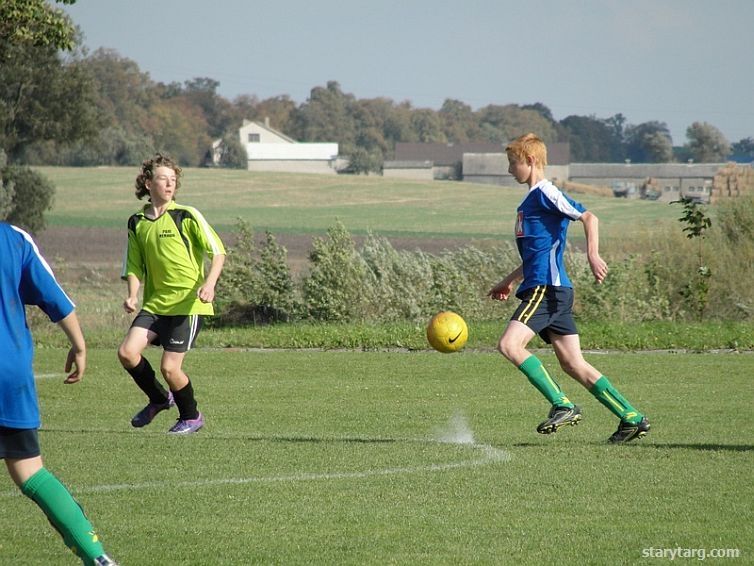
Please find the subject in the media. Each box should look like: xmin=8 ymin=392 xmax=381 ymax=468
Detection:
xmin=214 ymin=196 xmax=754 ymax=326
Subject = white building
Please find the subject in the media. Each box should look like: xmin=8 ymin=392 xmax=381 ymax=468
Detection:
xmin=239 ymin=119 xmax=339 ymax=174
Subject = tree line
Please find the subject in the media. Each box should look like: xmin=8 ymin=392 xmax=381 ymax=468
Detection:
xmin=2 ymin=1 xmax=754 ymax=177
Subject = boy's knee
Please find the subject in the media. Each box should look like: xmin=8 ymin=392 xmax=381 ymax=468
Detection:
xmin=117 ymin=345 xmax=138 ymax=367
xmin=160 ymin=362 xmax=183 ymax=381
xmin=497 ymin=337 xmax=518 ymax=362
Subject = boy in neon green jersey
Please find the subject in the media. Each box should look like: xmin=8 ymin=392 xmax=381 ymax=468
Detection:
xmin=118 ymin=153 xmax=226 ymax=434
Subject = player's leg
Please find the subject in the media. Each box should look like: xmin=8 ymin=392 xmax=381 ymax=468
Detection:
xmin=161 ymin=315 xmax=204 ymax=434
xmin=499 ymin=318 xmax=573 ymax=409
xmin=498 ymin=319 xmax=577 ymax=433
xmin=118 ymin=322 xmax=173 ymax=427
xmin=548 ymin=333 xmax=601 ymax=388
xmin=161 ymin=350 xmax=203 ymax=434
xmin=3 ymin=430 xmax=115 ymax=565
xmin=550 ymin=333 xmax=649 ymax=442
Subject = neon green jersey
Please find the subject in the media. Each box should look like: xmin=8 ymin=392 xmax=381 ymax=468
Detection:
xmin=122 ymin=201 xmax=225 ymax=315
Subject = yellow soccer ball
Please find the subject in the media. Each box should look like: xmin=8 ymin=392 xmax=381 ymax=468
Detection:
xmin=426 ymin=311 xmax=468 ymax=353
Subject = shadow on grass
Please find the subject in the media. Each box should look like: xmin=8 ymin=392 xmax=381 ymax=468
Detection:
xmin=241 ymin=434 xmax=399 ymax=444
xmin=638 ymin=443 xmax=754 ymax=452
xmin=509 ymin=441 xmax=754 ymax=452
xmin=40 ymin=428 xmax=401 ymax=444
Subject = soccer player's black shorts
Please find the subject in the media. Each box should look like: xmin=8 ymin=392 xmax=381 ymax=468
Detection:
xmin=511 ymin=285 xmax=579 ymax=344
xmin=131 ymin=311 xmax=203 ymax=353
xmin=0 ymin=427 xmax=40 ymax=459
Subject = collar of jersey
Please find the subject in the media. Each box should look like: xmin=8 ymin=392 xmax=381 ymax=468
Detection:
xmin=139 ymin=199 xmax=177 ymax=219
xmin=528 ymin=179 xmax=552 ymax=193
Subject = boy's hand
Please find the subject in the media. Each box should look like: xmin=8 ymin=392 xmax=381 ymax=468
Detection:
xmin=488 ymin=280 xmax=513 ymax=301
xmin=63 ymin=346 xmax=86 ymax=384
xmin=123 ymin=296 xmax=138 ymax=313
xmin=197 ymin=282 xmax=216 ymax=303
xmin=588 ymin=254 xmax=609 ymax=284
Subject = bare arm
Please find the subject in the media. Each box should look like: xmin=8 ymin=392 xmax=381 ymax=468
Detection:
xmin=123 ymin=274 xmax=141 ymax=313
xmin=579 ymin=211 xmax=608 ymax=283
xmin=198 ymin=253 xmax=226 ymax=303
xmin=57 ymin=311 xmax=86 ymax=384
xmin=488 ymin=264 xmax=524 ymax=301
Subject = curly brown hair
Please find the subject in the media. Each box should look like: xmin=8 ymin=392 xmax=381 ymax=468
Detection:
xmin=134 ymin=153 xmax=183 ymax=200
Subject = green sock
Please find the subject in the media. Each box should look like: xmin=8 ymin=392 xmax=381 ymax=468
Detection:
xmin=590 ymin=376 xmax=642 ymax=424
xmin=518 ymin=355 xmax=573 ymax=408
xmin=21 ymin=467 xmax=106 ymax=565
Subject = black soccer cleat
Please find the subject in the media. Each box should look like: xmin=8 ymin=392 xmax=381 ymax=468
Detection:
xmin=536 ymin=405 xmax=582 ymax=434
xmin=608 ymin=416 xmax=650 ymax=444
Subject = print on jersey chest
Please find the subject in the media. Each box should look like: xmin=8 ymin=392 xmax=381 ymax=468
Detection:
xmin=515 ymin=211 xmax=524 ymax=238
xmin=158 ymin=228 xmax=177 ymax=239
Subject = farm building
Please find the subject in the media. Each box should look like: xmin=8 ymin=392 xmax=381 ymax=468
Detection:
xmin=238 ymin=119 xmax=339 ymax=174
xmin=388 ymin=142 xmax=504 ymax=180
xmin=568 ymin=162 xmax=723 ymax=202
xmin=462 ymin=145 xmax=570 ymax=187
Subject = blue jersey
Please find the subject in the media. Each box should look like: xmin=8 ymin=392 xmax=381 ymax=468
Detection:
xmin=0 ymin=223 xmax=75 ymax=429
xmin=514 ymin=180 xmax=586 ymax=297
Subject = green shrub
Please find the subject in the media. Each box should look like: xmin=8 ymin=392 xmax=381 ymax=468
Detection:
xmin=302 ymin=221 xmax=367 ymax=321
xmin=214 ymin=219 xmax=299 ymax=325
xmin=213 ymin=199 xmax=754 ymax=327
xmin=0 ymin=164 xmax=55 ymax=233
xmin=217 ymin=134 xmax=248 ymax=169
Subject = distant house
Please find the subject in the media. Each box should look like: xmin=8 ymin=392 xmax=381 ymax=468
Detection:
xmin=237 ymin=118 xmax=339 ymax=174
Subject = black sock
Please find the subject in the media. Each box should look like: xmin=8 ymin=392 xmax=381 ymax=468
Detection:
xmin=172 ymin=380 xmax=199 ymax=420
xmin=125 ymin=357 xmax=169 ymax=404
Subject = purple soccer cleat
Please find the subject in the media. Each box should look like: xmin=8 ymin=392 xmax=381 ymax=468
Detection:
xmin=168 ymin=412 xmax=205 ymax=435
xmin=130 ymin=392 xmax=175 ymax=428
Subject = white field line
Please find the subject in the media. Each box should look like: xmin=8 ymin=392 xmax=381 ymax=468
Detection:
xmin=0 ymin=442 xmax=510 ymax=498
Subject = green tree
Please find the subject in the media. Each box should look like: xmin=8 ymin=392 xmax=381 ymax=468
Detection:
xmin=410 ymin=109 xmax=446 ymax=143
xmin=217 ymin=133 xmax=248 ymax=169
xmin=624 ymin=121 xmax=673 ymax=163
xmin=729 ymin=137 xmax=754 ymax=162
xmin=147 ymin=98 xmax=210 ymax=166
xmin=560 ymin=115 xmax=617 ymax=162
xmin=293 ymin=81 xmax=357 ymax=152
xmin=351 ymin=99 xmax=388 ymax=157
xmin=685 ymin=122 xmax=730 ymax=163
xmin=0 ymin=165 xmax=55 ymax=233
xmin=439 ymin=99 xmax=479 ymax=143
xmin=0 ymin=41 xmax=99 ymax=160
xmin=83 ymin=48 xmax=156 ymax=134
xmin=248 ymin=95 xmax=297 ymax=134
xmin=0 ymin=0 xmax=77 ymax=58
xmin=478 ymin=104 xmax=558 ymax=144
xmin=181 ymin=77 xmax=235 ymax=138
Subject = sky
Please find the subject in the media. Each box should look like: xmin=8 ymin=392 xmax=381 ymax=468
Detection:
xmin=62 ymin=0 xmax=754 ymax=145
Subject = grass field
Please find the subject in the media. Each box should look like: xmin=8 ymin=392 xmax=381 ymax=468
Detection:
xmin=35 ymin=166 xmax=681 ymax=243
xmin=1 ymin=348 xmax=751 ymax=565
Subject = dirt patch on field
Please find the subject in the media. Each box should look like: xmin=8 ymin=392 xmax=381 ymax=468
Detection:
xmin=36 ymin=226 xmax=494 ymax=276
